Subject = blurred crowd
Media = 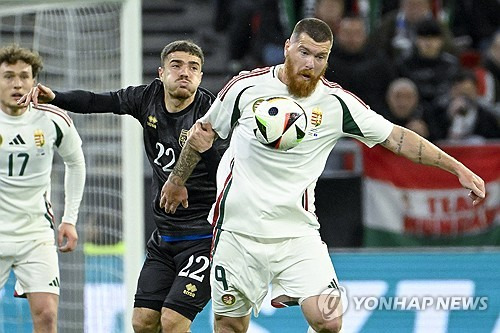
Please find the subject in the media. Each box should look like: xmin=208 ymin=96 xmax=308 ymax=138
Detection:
xmin=214 ymin=0 xmax=500 ymax=143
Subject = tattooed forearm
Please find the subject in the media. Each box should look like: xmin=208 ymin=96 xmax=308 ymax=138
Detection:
xmin=396 ymin=128 xmax=406 ymax=154
xmin=169 ymin=145 xmax=201 ymax=185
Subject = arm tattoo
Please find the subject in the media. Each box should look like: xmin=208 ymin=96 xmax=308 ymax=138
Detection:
xmin=396 ymin=128 xmax=406 ymax=154
xmin=418 ymin=141 xmax=424 ymax=164
xmin=169 ymin=145 xmax=201 ymax=185
xmin=434 ymin=151 xmax=442 ymax=167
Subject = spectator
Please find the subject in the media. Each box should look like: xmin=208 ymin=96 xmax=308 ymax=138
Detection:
xmin=396 ymin=17 xmax=460 ymax=107
xmin=314 ymin=0 xmax=345 ymax=35
xmin=370 ymin=0 xmax=456 ymax=61
xmin=483 ymin=30 xmax=500 ymax=112
xmin=449 ymin=0 xmax=500 ymax=51
xmin=324 ymin=15 xmax=396 ymax=113
xmin=383 ymin=78 xmax=429 ymax=138
xmin=428 ymin=70 xmax=500 ymax=142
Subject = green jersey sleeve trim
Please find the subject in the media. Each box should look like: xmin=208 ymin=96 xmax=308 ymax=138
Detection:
xmin=52 ymin=120 xmax=64 ymax=147
xmin=332 ymin=94 xmax=364 ymax=137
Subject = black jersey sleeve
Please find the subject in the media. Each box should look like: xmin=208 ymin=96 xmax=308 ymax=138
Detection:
xmin=52 ymin=90 xmax=120 ymax=114
xmin=52 ymin=82 xmax=154 ymax=119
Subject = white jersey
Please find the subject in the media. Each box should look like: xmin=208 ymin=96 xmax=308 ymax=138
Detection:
xmin=201 ymin=65 xmax=394 ymax=238
xmin=0 ymin=104 xmax=84 ymax=241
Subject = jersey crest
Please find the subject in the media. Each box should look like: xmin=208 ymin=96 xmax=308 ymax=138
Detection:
xmin=147 ymin=115 xmax=157 ymax=129
xmin=178 ymin=128 xmax=189 ymax=147
xmin=34 ymin=129 xmax=45 ymax=147
xmin=311 ymin=107 xmax=323 ymax=127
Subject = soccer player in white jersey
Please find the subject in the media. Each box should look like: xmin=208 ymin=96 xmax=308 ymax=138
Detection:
xmin=160 ymin=18 xmax=486 ymax=333
xmin=0 ymin=44 xmax=85 ymax=333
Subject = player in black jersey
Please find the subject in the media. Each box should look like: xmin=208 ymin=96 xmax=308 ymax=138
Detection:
xmin=18 ymin=40 xmax=227 ymax=333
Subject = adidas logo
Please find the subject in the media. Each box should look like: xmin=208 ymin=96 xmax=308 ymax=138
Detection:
xmin=9 ymin=134 xmax=25 ymax=145
xmin=49 ymin=277 xmax=60 ymax=287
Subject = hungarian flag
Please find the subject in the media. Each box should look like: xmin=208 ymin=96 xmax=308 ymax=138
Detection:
xmin=362 ymin=143 xmax=500 ymax=246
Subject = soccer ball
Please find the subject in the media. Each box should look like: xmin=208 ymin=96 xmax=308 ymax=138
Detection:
xmin=253 ymin=97 xmax=307 ymax=151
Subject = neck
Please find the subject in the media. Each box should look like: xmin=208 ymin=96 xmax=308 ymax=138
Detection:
xmin=278 ymin=65 xmax=289 ymax=85
xmin=164 ymin=94 xmax=195 ymax=113
xmin=0 ymin=103 xmax=28 ymax=116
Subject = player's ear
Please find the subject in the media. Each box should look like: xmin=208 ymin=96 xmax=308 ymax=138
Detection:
xmin=158 ymin=66 xmax=164 ymax=81
xmin=284 ymin=39 xmax=290 ymax=57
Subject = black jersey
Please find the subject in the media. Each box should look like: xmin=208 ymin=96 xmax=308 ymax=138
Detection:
xmin=53 ymin=79 xmax=226 ymax=237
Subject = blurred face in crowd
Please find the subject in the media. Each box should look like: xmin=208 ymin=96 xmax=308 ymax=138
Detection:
xmin=283 ymin=32 xmax=330 ymax=98
xmin=451 ymin=79 xmax=477 ymax=101
xmin=387 ymin=79 xmax=419 ymax=119
xmin=159 ymin=51 xmax=202 ymax=101
xmin=415 ymin=35 xmax=443 ymax=58
xmin=402 ymin=0 xmax=431 ymax=23
xmin=314 ymin=0 xmax=345 ymax=33
xmin=488 ymin=33 xmax=500 ymax=65
xmin=337 ymin=17 xmax=367 ymax=53
xmin=0 ymin=60 xmax=35 ymax=116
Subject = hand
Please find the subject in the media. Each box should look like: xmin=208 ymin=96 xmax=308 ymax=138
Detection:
xmin=160 ymin=175 xmax=189 ymax=214
xmin=456 ymin=165 xmax=486 ymax=206
xmin=58 ymin=222 xmax=78 ymax=252
xmin=16 ymin=83 xmax=56 ymax=107
xmin=187 ymin=122 xmax=215 ymax=153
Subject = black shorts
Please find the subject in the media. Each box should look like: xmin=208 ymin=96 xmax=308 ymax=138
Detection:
xmin=134 ymin=230 xmax=212 ymax=321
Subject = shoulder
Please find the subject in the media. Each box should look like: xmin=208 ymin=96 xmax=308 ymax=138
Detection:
xmin=319 ymin=78 xmax=370 ymax=109
xmin=34 ymin=103 xmax=74 ymax=129
xmin=121 ymin=79 xmax=161 ymax=100
xmin=217 ymin=66 xmax=273 ymax=101
xmin=198 ymin=86 xmax=216 ymax=103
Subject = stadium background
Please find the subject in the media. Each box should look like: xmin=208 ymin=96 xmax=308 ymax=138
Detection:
xmin=0 ymin=0 xmax=498 ymax=332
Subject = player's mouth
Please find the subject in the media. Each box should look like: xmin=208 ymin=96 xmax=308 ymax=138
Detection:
xmin=11 ymin=93 xmax=23 ymax=100
xmin=298 ymin=71 xmax=313 ymax=80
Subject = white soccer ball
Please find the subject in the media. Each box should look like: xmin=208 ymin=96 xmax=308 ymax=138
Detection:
xmin=253 ymin=97 xmax=308 ymax=151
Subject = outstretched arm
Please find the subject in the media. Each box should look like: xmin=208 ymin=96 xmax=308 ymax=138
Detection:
xmin=160 ymin=122 xmax=216 ymax=213
xmin=18 ymin=83 xmax=120 ymax=114
xmin=380 ymin=125 xmax=486 ymax=205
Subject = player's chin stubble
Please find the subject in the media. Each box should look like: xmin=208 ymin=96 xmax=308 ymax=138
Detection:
xmin=285 ymin=57 xmax=326 ymax=98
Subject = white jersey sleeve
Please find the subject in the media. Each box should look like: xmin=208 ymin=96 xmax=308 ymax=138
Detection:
xmin=331 ymin=88 xmax=393 ymax=147
xmin=41 ymin=105 xmax=85 ymax=225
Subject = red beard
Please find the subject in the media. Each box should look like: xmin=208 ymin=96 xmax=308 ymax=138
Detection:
xmin=284 ymin=57 xmax=326 ymax=98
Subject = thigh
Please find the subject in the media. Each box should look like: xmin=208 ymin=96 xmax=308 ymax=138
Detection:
xmin=14 ymin=240 xmax=59 ymax=296
xmin=26 ymin=292 xmax=59 ymax=315
xmin=134 ymin=236 xmax=176 ymax=311
xmin=271 ymin=235 xmax=339 ymax=303
xmin=210 ymin=230 xmax=269 ymax=317
xmin=165 ymin=238 xmax=212 ymax=320
xmin=0 ymin=242 xmax=16 ymax=289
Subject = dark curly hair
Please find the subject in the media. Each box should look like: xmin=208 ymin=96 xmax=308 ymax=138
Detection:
xmin=0 ymin=44 xmax=43 ymax=78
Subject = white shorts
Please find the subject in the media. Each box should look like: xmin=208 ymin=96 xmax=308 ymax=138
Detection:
xmin=210 ymin=230 xmax=338 ymax=317
xmin=0 ymin=239 xmax=60 ymax=296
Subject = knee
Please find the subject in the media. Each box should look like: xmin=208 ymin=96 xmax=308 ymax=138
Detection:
xmin=160 ymin=315 xmax=179 ymax=333
xmin=132 ymin=315 xmax=160 ymax=333
xmin=32 ymin=307 xmax=57 ymax=329
xmin=214 ymin=314 xmax=248 ymax=333
xmin=310 ymin=317 xmax=342 ymax=333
